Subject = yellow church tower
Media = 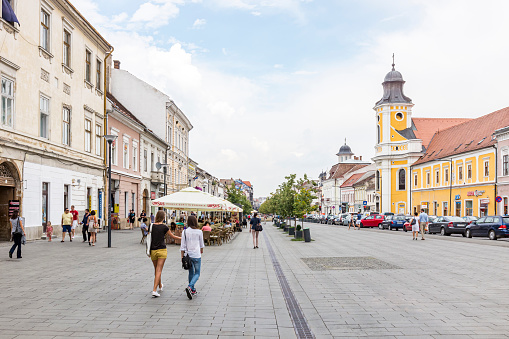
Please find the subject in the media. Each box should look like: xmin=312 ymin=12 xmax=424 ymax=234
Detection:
xmin=372 ymin=60 xmax=424 ymax=214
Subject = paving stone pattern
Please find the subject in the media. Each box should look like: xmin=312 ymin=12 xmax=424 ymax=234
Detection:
xmin=301 ymin=257 xmax=400 ymax=271
xmin=0 ymin=222 xmax=508 ymax=338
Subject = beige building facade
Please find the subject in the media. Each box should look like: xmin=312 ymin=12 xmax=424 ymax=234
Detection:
xmin=0 ymin=0 xmax=111 ymax=240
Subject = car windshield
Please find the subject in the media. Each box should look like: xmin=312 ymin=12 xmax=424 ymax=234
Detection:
xmin=446 ymin=217 xmax=465 ymax=222
xmin=503 ymin=217 xmax=509 ymax=224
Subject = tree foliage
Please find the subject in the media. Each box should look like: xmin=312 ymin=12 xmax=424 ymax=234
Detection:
xmin=225 ymin=183 xmax=253 ymax=214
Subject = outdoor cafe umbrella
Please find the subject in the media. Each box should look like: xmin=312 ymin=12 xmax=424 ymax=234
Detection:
xmin=151 ymin=187 xmax=229 ymax=211
xmin=221 ymin=199 xmax=243 ymax=212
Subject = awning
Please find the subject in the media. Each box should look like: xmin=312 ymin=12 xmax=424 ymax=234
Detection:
xmin=2 ymin=0 xmax=20 ymax=25
xmin=151 ymin=187 xmax=229 ymax=211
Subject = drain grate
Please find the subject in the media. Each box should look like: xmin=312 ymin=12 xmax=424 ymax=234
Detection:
xmin=301 ymin=257 xmax=400 ymax=271
xmin=263 ymin=232 xmax=315 ymax=339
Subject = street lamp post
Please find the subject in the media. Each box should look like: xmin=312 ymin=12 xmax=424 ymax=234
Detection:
xmin=104 ymin=134 xmax=117 ymax=248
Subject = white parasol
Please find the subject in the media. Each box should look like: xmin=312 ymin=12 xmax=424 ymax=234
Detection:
xmin=151 ymin=187 xmax=229 ymax=211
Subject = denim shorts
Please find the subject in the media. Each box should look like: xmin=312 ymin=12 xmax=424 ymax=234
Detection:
xmin=63 ymin=225 xmax=72 ymax=233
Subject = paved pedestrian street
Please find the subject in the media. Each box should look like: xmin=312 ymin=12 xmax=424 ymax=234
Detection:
xmin=1 ymin=222 xmax=509 ymax=339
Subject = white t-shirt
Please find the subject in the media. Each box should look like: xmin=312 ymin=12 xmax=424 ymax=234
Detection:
xmin=180 ymin=228 xmax=205 ymax=259
xmin=412 ymin=216 xmax=420 ymax=232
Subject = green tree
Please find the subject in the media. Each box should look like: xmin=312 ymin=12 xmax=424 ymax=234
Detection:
xmin=293 ymin=174 xmax=318 ymax=226
xmin=225 ymin=183 xmax=253 ymax=214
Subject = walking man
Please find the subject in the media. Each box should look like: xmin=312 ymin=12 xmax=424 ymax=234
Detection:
xmin=81 ymin=209 xmax=90 ymax=242
xmin=70 ymin=205 xmax=79 ymax=239
xmin=61 ymin=208 xmax=73 ymax=242
xmin=419 ymin=209 xmax=428 ymax=240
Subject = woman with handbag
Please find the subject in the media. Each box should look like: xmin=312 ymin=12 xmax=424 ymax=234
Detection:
xmin=180 ymin=215 xmax=204 ymax=300
xmin=249 ymin=212 xmax=262 ymax=249
xmin=411 ymin=212 xmax=420 ymax=240
xmin=9 ymin=210 xmax=25 ymax=259
xmin=87 ymin=211 xmax=99 ymax=246
xmin=150 ymin=210 xmax=181 ymax=298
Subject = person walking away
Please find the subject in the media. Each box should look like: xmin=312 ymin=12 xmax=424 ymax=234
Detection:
xmin=356 ymin=212 xmax=362 ymax=229
xmin=9 ymin=210 xmax=25 ymax=258
xmin=70 ymin=205 xmax=79 ymax=239
xmin=181 ymin=216 xmax=204 ymax=299
xmin=46 ymin=221 xmax=53 ymax=242
xmin=81 ymin=209 xmax=90 ymax=242
xmin=140 ymin=218 xmax=149 ymax=244
xmin=61 ymin=208 xmax=73 ymax=242
xmin=249 ymin=213 xmax=262 ymax=249
xmin=150 ymin=211 xmax=181 ymax=298
xmin=150 ymin=213 xmax=155 ymax=224
xmin=88 ymin=211 xmax=98 ymax=246
xmin=411 ymin=212 xmax=419 ymax=240
xmin=418 ymin=209 xmax=428 ymax=240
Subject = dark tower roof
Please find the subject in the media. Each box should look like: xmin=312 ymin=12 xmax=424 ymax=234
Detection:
xmin=375 ymin=61 xmax=412 ymax=106
xmin=336 ymin=139 xmax=354 ymax=156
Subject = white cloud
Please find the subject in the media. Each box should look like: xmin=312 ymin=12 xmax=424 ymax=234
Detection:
xmin=192 ymin=18 xmax=207 ymax=29
xmin=222 ymin=48 xmax=228 ymax=56
xmin=292 ymin=70 xmax=317 ymax=75
xmin=251 ymin=11 xmax=261 ymax=16
xmin=131 ymin=0 xmax=182 ymax=28
xmin=273 ymin=64 xmax=284 ymax=68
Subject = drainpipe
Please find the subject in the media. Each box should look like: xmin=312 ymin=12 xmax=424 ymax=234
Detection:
xmin=103 ymin=46 xmax=114 ymax=225
xmin=449 ymin=158 xmax=453 ymax=217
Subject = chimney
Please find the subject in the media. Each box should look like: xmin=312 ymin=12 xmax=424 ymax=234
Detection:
xmin=360 ymin=156 xmax=362 ymax=160
xmin=114 ymin=60 xmax=121 ymax=69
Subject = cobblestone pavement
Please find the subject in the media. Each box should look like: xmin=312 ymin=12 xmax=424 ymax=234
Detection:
xmin=0 ymin=222 xmax=508 ymax=338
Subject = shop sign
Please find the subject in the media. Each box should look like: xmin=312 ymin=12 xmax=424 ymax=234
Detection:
xmin=467 ymin=190 xmax=485 ymax=197
xmin=455 ymin=194 xmax=461 ymax=200
xmin=8 ymin=200 xmax=19 ymax=218
xmin=98 ymin=192 xmax=102 ymax=219
xmin=421 ymin=202 xmax=428 ymax=207
xmin=363 ymin=201 xmax=367 ymax=206
xmin=151 ymin=191 xmax=156 ymax=199
xmin=480 ymin=198 xmax=490 ymax=204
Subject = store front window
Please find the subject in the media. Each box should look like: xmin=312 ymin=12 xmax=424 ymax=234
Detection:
xmin=465 ymin=200 xmax=473 ymax=216
xmin=455 ymin=201 xmax=461 ymax=217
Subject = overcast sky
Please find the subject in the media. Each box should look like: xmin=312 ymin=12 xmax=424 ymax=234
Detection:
xmin=71 ymin=0 xmax=509 ymax=197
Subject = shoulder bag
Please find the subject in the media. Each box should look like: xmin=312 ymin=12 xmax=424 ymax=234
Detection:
xmin=145 ymin=223 xmax=152 ymax=257
xmin=254 ymin=218 xmax=263 ymax=232
xmin=13 ymin=217 xmax=22 ymax=235
xmin=93 ymin=217 xmax=100 ymax=229
xmin=182 ymin=229 xmax=191 ymax=270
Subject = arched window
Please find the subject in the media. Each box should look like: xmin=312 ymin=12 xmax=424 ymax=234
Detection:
xmin=377 ymin=125 xmax=381 ymax=144
xmin=398 ymin=168 xmax=406 ymax=190
xmin=375 ymin=170 xmax=380 ymax=191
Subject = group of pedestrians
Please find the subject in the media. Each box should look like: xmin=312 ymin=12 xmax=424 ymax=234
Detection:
xmin=60 ymin=206 xmax=99 ymax=246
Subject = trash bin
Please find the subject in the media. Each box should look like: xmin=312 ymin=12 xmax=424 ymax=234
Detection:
xmin=288 ymin=227 xmax=295 ymax=236
xmin=303 ymin=228 xmax=311 ymax=242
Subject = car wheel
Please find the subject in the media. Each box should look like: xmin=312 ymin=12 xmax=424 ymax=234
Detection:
xmin=360 ymin=223 xmax=363 ymax=228
xmin=379 ymin=224 xmax=383 ymax=229
xmin=440 ymin=227 xmax=446 ymax=236
xmin=403 ymin=227 xmax=407 ymax=232
xmin=466 ymin=229 xmax=472 ymax=238
xmin=489 ymin=230 xmax=497 ymax=241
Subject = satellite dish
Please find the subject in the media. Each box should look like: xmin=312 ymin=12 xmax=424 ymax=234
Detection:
xmin=155 ymin=162 xmax=162 ymax=170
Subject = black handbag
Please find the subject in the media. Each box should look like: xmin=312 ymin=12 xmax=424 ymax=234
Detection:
xmin=181 ymin=230 xmax=191 ymax=270
xmin=254 ymin=218 xmax=263 ymax=232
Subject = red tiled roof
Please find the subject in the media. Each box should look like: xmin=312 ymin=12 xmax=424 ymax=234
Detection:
xmin=328 ymin=163 xmax=368 ymax=180
xmin=412 ymin=118 xmax=471 ymax=148
xmin=414 ymin=107 xmax=509 ymax=166
xmin=243 ymin=181 xmax=252 ymax=187
xmin=340 ymin=173 xmax=364 ymax=188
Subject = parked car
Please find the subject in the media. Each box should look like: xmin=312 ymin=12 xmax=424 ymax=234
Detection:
xmin=341 ymin=213 xmax=352 ymax=226
xmin=359 ymin=214 xmax=385 ymax=228
xmin=318 ymin=215 xmax=328 ymax=224
xmin=403 ymin=215 xmax=437 ymax=232
xmin=463 ymin=216 xmax=478 ymax=225
xmin=379 ymin=215 xmax=406 ymax=230
xmin=428 ymin=216 xmax=468 ymax=236
xmin=465 ymin=215 xmax=509 ymax=240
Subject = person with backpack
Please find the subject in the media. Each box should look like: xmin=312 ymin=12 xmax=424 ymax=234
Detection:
xmin=9 ymin=210 xmax=25 ymax=259
xmin=411 ymin=212 xmax=420 ymax=240
xmin=181 ymin=215 xmax=204 ymax=300
xmin=249 ymin=212 xmax=262 ymax=249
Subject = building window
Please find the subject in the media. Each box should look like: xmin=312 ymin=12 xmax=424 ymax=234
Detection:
xmin=398 ymin=168 xmax=405 ymax=190
xmin=1 ymin=77 xmax=14 ymax=127
xmin=40 ymin=95 xmax=49 ymax=138
xmin=63 ymin=30 xmax=71 ymax=67
xmin=96 ymin=59 xmax=102 ymax=90
xmin=443 ymin=202 xmax=448 ymax=216
xmin=85 ymin=50 xmax=91 ymax=83
xmin=63 ymin=184 xmax=69 ymax=209
xmin=144 ymin=149 xmax=147 ymax=172
xmin=95 ymin=124 xmax=102 ymax=156
xmin=377 ymin=125 xmax=380 ymax=144
xmin=133 ymin=144 xmax=138 ymax=171
xmin=132 ymin=192 xmax=135 ymax=211
xmin=414 ymin=173 xmax=418 ymax=187
xmin=435 ymin=170 xmax=440 ymax=185
xmin=426 ymin=172 xmax=430 ymax=186
xmin=84 ymin=119 xmax=91 ymax=152
xmin=111 ymin=132 xmax=118 ymax=165
xmin=395 ymin=112 xmax=404 ymax=121
xmin=168 ymin=126 xmax=172 ymax=144
xmin=123 ymin=141 xmax=129 ymax=169
xmin=375 ymin=170 xmax=380 ymax=190
xmin=62 ymin=107 xmax=70 ymax=146
xmin=151 ymin=152 xmax=154 ymax=171
xmin=467 ymin=164 xmax=472 ymax=179
xmin=445 ymin=168 xmax=449 ymax=182
xmin=503 ymin=155 xmax=509 ymax=176
xmin=504 ymin=197 xmax=508 ymax=215
xmin=465 ymin=200 xmax=473 ymax=216
xmin=458 ymin=166 xmax=463 ymax=181
xmin=124 ymin=191 xmax=128 ymax=218
xmin=484 ymin=160 xmax=489 ymax=177
xmin=40 ymin=9 xmax=50 ymax=51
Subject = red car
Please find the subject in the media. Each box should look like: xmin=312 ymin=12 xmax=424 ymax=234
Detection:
xmin=360 ymin=214 xmax=385 ymax=228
